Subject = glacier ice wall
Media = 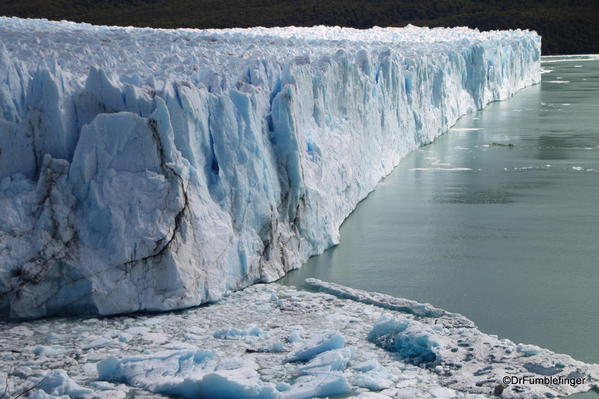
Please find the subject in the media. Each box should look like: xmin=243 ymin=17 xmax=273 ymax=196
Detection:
xmin=0 ymin=18 xmax=541 ymax=319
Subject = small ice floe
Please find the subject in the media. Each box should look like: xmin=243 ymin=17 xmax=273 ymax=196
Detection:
xmin=545 ymin=80 xmax=570 ymax=84
xmin=368 ymin=316 xmax=441 ymax=366
xmin=298 ymin=347 xmax=353 ymax=374
xmin=304 ymin=278 xmax=451 ymax=319
xmin=572 ymin=166 xmax=596 ymax=172
xmin=514 ymin=166 xmax=534 ymax=170
xmin=431 ymin=160 xmax=452 ymax=166
xmin=542 ymin=55 xmax=599 ymax=63
xmin=281 ymin=373 xmax=351 ymax=399
xmin=287 ymin=332 xmax=344 ymax=362
xmin=83 ymin=337 xmax=114 ymax=350
xmin=449 ymin=128 xmax=484 ymax=132
xmin=352 ymin=359 xmax=394 ymax=390
xmin=34 ymin=370 xmax=95 ymax=399
xmin=97 ymin=351 xmax=280 ymax=399
xmin=352 ymin=367 xmax=394 ymax=391
xmin=517 ymin=343 xmax=543 ymax=357
xmin=33 ymin=345 xmax=66 ymax=357
xmin=490 ymin=142 xmax=514 ymax=148
xmin=213 ymin=327 xmax=264 ymax=340
xmin=409 ymin=167 xmax=472 ymax=172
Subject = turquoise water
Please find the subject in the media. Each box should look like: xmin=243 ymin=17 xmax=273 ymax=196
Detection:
xmin=281 ymin=56 xmax=599 ymax=396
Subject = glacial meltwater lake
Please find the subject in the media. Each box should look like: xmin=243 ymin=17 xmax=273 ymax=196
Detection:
xmin=281 ymin=55 xmax=599 ymax=396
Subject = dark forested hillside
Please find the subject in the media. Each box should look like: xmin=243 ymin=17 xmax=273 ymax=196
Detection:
xmin=0 ymin=0 xmax=597 ymax=54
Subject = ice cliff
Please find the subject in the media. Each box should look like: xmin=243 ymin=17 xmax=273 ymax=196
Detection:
xmin=0 ymin=17 xmax=541 ymax=319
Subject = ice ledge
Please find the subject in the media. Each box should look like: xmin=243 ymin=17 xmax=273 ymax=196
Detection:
xmin=0 ymin=18 xmax=541 ymax=319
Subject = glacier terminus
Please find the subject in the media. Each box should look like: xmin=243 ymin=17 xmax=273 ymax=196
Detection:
xmin=0 ymin=17 xmax=541 ymax=319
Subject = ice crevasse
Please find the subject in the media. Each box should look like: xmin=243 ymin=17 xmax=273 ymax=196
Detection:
xmin=0 ymin=17 xmax=541 ymax=319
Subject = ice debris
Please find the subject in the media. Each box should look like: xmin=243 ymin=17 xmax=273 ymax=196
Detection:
xmin=1 ymin=282 xmax=598 ymax=399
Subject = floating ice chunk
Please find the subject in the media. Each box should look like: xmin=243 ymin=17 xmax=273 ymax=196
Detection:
xmin=517 ymin=343 xmax=542 ymax=357
xmin=36 ymin=370 xmax=95 ymax=399
xmin=260 ymin=341 xmax=286 ymax=353
xmin=97 ymin=350 xmax=278 ymax=399
xmin=33 ymin=346 xmax=66 ymax=357
xmin=353 ymin=359 xmax=381 ymax=372
xmin=161 ymin=372 xmax=279 ymax=399
xmin=355 ymin=393 xmax=393 ymax=399
xmin=542 ymin=55 xmax=599 ymax=63
xmin=83 ymin=337 xmax=114 ymax=350
xmin=287 ymin=332 xmax=303 ymax=343
xmin=28 ymin=391 xmax=69 ymax=399
xmin=213 ymin=327 xmax=264 ymax=340
xmin=97 ymin=350 xmax=216 ymax=383
xmin=429 ymin=387 xmax=457 ymax=397
xmin=287 ymin=332 xmax=344 ymax=362
xmin=352 ymin=369 xmax=394 ymax=391
xmin=281 ymin=373 xmax=351 ymax=399
xmin=368 ymin=316 xmax=441 ymax=365
xmin=304 ymin=279 xmax=452 ymax=319
xmin=276 ymin=382 xmax=291 ymax=392
xmin=409 ymin=168 xmax=472 ymax=172
xmin=351 ymin=359 xmax=394 ymax=390
xmin=448 ymin=128 xmax=484 ymax=132
xmin=299 ymin=348 xmax=353 ymax=374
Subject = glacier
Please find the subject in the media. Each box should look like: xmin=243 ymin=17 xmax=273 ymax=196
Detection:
xmin=0 ymin=17 xmax=541 ymax=319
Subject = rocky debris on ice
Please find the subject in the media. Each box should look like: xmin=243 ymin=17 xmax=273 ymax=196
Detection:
xmin=1 ymin=281 xmax=597 ymax=398
xmin=0 ymin=17 xmax=541 ymax=319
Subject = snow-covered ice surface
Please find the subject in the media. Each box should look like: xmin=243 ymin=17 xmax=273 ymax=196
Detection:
xmin=0 ymin=17 xmax=540 ymax=319
xmin=1 ymin=280 xmax=597 ymax=398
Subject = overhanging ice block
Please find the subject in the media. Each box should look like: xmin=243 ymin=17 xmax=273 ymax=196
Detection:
xmin=0 ymin=17 xmax=541 ymax=319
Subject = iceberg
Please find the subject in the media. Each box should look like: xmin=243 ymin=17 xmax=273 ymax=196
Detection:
xmin=0 ymin=17 xmax=541 ymax=319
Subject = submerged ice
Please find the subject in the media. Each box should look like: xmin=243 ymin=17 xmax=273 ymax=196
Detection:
xmin=0 ymin=17 xmax=541 ymax=319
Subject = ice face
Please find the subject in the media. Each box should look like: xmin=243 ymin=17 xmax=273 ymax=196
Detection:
xmin=0 ymin=17 xmax=541 ymax=319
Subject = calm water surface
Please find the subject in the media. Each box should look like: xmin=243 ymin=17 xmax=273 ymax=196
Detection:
xmin=281 ymin=56 xmax=599 ymax=396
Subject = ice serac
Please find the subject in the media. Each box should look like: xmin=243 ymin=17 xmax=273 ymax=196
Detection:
xmin=0 ymin=17 xmax=541 ymax=319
